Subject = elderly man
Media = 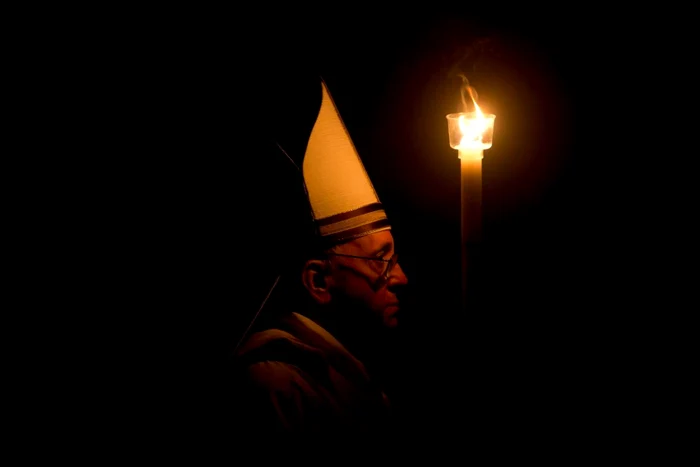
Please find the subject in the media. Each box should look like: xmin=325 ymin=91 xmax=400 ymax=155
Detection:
xmin=233 ymin=77 xmax=409 ymax=435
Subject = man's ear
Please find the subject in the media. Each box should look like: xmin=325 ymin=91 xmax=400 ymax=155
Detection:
xmin=302 ymin=259 xmax=333 ymax=305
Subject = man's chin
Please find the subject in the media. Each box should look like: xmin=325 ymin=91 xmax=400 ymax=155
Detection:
xmin=384 ymin=306 xmax=400 ymax=328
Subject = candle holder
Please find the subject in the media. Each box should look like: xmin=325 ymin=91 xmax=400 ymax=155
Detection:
xmin=446 ymin=111 xmax=496 ymax=155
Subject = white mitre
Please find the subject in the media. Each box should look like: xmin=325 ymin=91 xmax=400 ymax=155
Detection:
xmin=302 ymin=80 xmax=391 ymax=246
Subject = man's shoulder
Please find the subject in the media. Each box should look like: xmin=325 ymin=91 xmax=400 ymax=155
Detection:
xmin=244 ymin=360 xmax=310 ymax=394
xmin=232 ymin=325 xmax=338 ymax=429
xmin=234 ymin=325 xmax=329 ymax=389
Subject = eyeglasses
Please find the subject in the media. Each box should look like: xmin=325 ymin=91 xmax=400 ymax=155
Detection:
xmin=326 ymin=252 xmax=399 ymax=286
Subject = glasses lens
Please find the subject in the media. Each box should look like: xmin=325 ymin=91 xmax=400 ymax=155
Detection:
xmin=381 ymin=254 xmax=399 ymax=282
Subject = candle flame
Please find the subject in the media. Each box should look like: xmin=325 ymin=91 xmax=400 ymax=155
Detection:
xmin=446 ymin=74 xmax=494 ymax=154
xmin=458 ymin=113 xmax=487 ymax=147
xmin=458 ymin=82 xmax=487 ymax=148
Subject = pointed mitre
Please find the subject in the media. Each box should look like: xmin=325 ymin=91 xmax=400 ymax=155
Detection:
xmin=302 ymin=80 xmax=391 ymax=246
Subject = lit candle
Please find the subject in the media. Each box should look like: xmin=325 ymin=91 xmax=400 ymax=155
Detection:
xmin=446 ymin=84 xmax=496 ymax=310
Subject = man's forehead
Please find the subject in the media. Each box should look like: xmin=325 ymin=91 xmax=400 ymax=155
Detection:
xmin=343 ymin=230 xmax=394 ymax=254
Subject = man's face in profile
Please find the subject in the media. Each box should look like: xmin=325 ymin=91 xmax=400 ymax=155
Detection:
xmin=329 ymin=230 xmax=408 ymax=328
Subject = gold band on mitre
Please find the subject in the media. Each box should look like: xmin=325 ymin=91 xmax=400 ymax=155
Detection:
xmin=303 ymin=80 xmax=391 ymax=245
xmin=316 ymin=202 xmax=391 ymax=245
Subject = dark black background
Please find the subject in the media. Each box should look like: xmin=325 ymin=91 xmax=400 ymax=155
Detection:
xmin=73 ymin=6 xmax=691 ymax=458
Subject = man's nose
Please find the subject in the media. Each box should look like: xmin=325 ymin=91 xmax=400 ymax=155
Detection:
xmin=388 ymin=262 xmax=408 ymax=286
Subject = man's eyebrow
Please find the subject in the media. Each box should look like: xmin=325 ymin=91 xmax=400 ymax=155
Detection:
xmin=372 ymin=242 xmax=392 ymax=257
